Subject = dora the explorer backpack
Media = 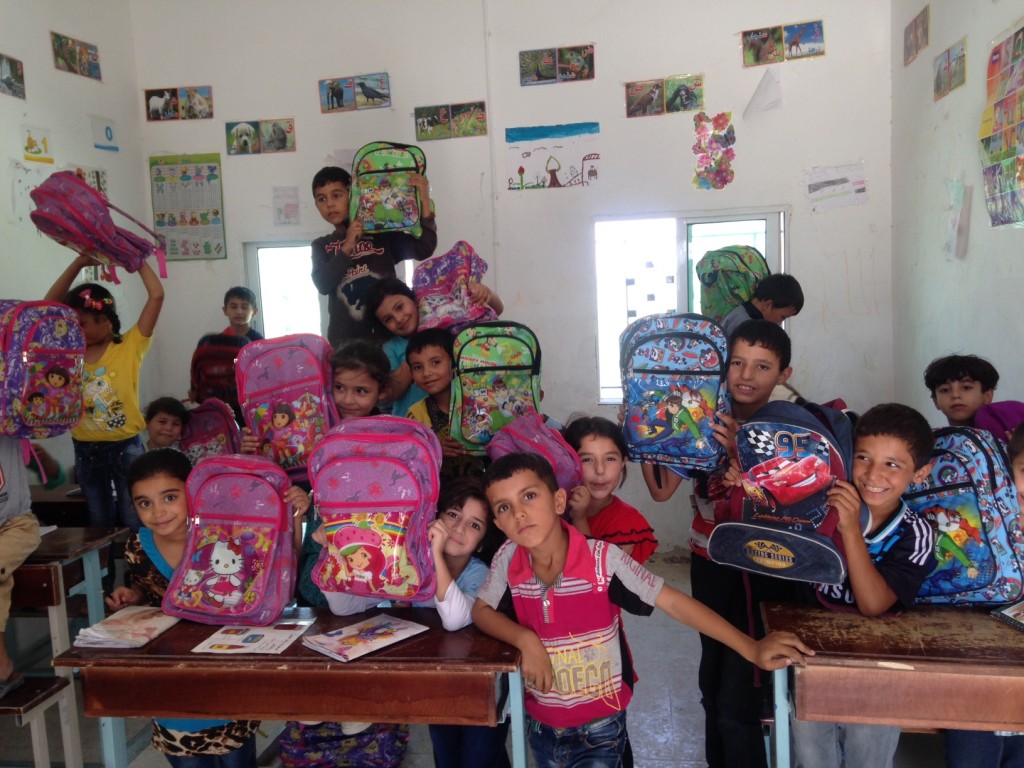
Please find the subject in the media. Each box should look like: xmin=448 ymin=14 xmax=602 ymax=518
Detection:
xmin=0 ymin=300 xmax=85 ymax=439
xmin=706 ymin=400 xmax=869 ymax=585
xmin=620 ymin=312 xmax=729 ymax=474
xmin=904 ymin=427 xmax=1024 ymax=605
xmin=412 ymin=240 xmax=498 ymax=332
xmin=30 ymin=170 xmax=167 ymax=284
xmin=450 ymin=321 xmax=542 ymax=454
xmin=235 ymin=334 xmax=338 ymax=479
xmin=349 ymin=141 xmax=427 ymax=238
xmin=695 ymin=245 xmax=770 ymax=324
xmin=486 ymin=412 xmax=583 ymax=492
xmin=180 ymin=398 xmax=242 ymax=466
xmin=162 ymin=455 xmax=297 ymax=625
xmin=308 ymin=416 xmax=441 ymax=601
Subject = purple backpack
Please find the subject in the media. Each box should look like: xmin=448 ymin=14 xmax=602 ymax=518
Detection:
xmin=180 ymin=398 xmax=242 ymax=465
xmin=162 ymin=455 xmax=297 ymax=625
xmin=30 ymin=170 xmax=166 ymax=284
xmin=235 ymin=334 xmax=338 ymax=480
xmin=412 ymin=240 xmax=498 ymax=332
xmin=308 ymin=416 xmax=441 ymax=602
xmin=0 ymin=300 xmax=85 ymax=439
xmin=486 ymin=412 xmax=583 ymax=492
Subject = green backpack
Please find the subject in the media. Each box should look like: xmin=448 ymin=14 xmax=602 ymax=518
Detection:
xmin=695 ymin=245 xmax=771 ymax=323
xmin=349 ymin=141 xmax=427 ymax=238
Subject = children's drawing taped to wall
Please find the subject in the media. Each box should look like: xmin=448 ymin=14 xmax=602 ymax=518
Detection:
xmin=505 ymin=122 xmax=600 ymax=190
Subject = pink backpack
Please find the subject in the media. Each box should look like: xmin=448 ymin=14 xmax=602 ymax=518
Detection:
xmin=180 ymin=398 xmax=241 ymax=465
xmin=162 ymin=455 xmax=297 ymax=625
xmin=486 ymin=412 xmax=583 ymax=491
xmin=0 ymin=300 xmax=85 ymax=439
xmin=412 ymin=240 xmax=498 ymax=332
xmin=30 ymin=171 xmax=167 ymax=284
xmin=235 ymin=334 xmax=338 ymax=480
xmin=308 ymin=416 xmax=441 ymax=601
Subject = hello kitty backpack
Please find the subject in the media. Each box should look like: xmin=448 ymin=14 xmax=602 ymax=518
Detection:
xmin=308 ymin=416 xmax=441 ymax=601
xmin=412 ymin=240 xmax=498 ymax=332
xmin=235 ymin=334 xmax=338 ymax=480
xmin=179 ymin=398 xmax=241 ymax=465
xmin=162 ymin=455 xmax=297 ymax=625
xmin=0 ymin=300 xmax=85 ymax=439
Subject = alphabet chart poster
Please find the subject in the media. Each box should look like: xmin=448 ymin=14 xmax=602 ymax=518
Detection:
xmin=149 ymin=153 xmax=227 ymax=260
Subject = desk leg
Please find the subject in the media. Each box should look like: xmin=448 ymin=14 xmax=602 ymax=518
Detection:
xmin=773 ymin=667 xmax=791 ymax=768
xmin=100 ymin=716 xmax=128 ymax=768
xmin=81 ymin=549 xmax=106 ymax=627
xmin=508 ymin=670 xmax=527 ymax=768
xmin=48 ymin=574 xmax=84 ymax=768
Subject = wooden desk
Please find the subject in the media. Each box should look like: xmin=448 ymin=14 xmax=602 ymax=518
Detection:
xmin=763 ymin=602 xmax=1024 ymax=768
xmin=29 ymin=483 xmax=88 ymax=527
xmin=54 ymin=607 xmax=527 ymax=768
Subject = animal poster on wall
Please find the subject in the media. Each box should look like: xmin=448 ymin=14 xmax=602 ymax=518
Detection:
xmin=978 ymin=24 xmax=1024 ymax=228
xmin=904 ymin=5 xmax=930 ymax=66
xmin=0 ymin=53 xmax=25 ymax=99
xmin=505 ymin=122 xmax=601 ymax=190
xmin=625 ymin=80 xmax=664 ymax=118
xmin=743 ymin=22 xmax=825 ymax=67
xmin=518 ymin=45 xmax=595 ymax=86
xmin=178 ymin=86 xmax=214 ymax=119
xmin=556 ymin=45 xmax=595 ymax=82
xmin=354 ymin=73 xmax=391 ymax=109
xmin=149 ymin=153 xmax=227 ymax=260
xmin=934 ymin=38 xmax=967 ymax=101
xmin=145 ymin=89 xmax=179 ymax=121
xmin=414 ymin=106 xmax=452 ymax=141
xmin=260 ymin=118 xmax=296 ymax=153
xmin=226 ymin=121 xmax=260 ymax=155
xmin=50 ymin=32 xmax=101 ymax=81
xmin=783 ymin=21 xmax=825 ymax=60
xmin=624 ymin=75 xmax=705 ymax=118
xmin=450 ymin=101 xmax=487 ymax=138
xmin=146 ymin=86 xmax=214 ymax=121
xmin=743 ymin=27 xmax=784 ymax=67
xmin=318 ymin=77 xmax=355 ymax=113
xmin=22 ymin=125 xmax=54 ymax=164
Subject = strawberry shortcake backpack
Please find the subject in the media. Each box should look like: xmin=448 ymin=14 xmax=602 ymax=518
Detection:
xmin=905 ymin=427 xmax=1024 ymax=605
xmin=179 ymin=398 xmax=242 ymax=465
xmin=449 ymin=321 xmax=542 ymax=454
xmin=162 ymin=455 xmax=297 ymax=625
xmin=309 ymin=416 xmax=441 ymax=601
xmin=486 ymin=412 xmax=583 ymax=492
xmin=235 ymin=334 xmax=338 ymax=480
xmin=620 ymin=312 xmax=729 ymax=475
xmin=412 ymin=240 xmax=498 ymax=332
xmin=0 ymin=300 xmax=85 ymax=439
xmin=348 ymin=141 xmax=428 ymax=238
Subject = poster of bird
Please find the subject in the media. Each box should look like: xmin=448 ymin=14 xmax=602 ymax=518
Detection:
xmin=318 ymin=73 xmax=391 ymax=112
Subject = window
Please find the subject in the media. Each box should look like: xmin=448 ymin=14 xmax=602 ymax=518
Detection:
xmin=594 ymin=208 xmax=787 ymax=402
xmin=243 ymin=243 xmax=322 ymax=338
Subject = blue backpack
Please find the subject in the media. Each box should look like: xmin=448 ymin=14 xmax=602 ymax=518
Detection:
xmin=904 ymin=427 xmax=1024 ymax=605
xmin=619 ymin=313 xmax=729 ymax=475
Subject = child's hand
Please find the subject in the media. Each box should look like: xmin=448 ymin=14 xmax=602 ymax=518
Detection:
xmin=711 ymin=412 xmax=740 ymax=460
xmin=518 ymin=632 xmax=555 ymax=694
xmin=105 ymin=587 xmax=143 ymax=611
xmin=240 ymin=428 xmax=259 ymax=455
xmin=752 ymin=631 xmax=814 ymax=670
xmin=722 ymin=458 xmax=744 ymax=488
xmin=468 ymin=282 xmax=492 ymax=307
xmin=828 ymin=480 xmax=864 ymax=535
xmin=440 ymin=436 xmax=468 ymax=458
xmin=567 ymin=486 xmax=592 ymax=522
xmin=407 ymin=173 xmax=429 ymax=195
xmin=311 ymin=525 xmax=327 ymax=547
xmin=427 ymin=518 xmax=450 ymax=557
xmin=344 ymin=220 xmax=364 ymax=254
xmin=285 ymin=486 xmax=311 ymax=519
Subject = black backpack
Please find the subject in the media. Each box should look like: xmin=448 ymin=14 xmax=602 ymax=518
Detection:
xmin=189 ymin=333 xmax=248 ymax=420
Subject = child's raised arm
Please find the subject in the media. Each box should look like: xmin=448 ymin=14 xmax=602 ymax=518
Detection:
xmin=472 ymin=598 xmax=554 ymax=693
xmin=468 ymin=282 xmax=504 ymax=315
xmin=135 ymin=262 xmax=165 ymax=338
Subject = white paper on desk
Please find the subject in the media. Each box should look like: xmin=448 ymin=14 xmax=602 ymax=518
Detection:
xmin=75 ymin=606 xmax=179 ymax=648
xmin=39 ymin=525 xmax=58 ymax=535
xmin=191 ymin=618 xmax=314 ymax=654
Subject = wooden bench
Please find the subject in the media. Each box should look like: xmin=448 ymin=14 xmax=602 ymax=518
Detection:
xmin=0 ymin=675 xmax=82 ymax=768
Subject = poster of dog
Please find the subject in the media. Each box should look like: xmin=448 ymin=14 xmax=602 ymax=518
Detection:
xmin=260 ymin=118 xmax=296 ymax=153
xmin=226 ymin=121 xmax=260 ymax=155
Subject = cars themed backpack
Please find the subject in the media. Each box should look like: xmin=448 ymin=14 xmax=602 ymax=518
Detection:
xmin=235 ymin=334 xmax=337 ymax=479
xmin=412 ymin=240 xmax=498 ymax=333
xmin=695 ymin=245 xmax=770 ymax=324
xmin=706 ymin=401 xmax=868 ymax=585
xmin=486 ymin=412 xmax=583 ymax=492
xmin=0 ymin=300 xmax=85 ymax=439
xmin=349 ymin=141 xmax=428 ymax=238
xmin=904 ymin=427 xmax=1024 ymax=604
xmin=162 ymin=455 xmax=297 ymax=625
xmin=620 ymin=312 xmax=729 ymax=475
xmin=308 ymin=416 xmax=441 ymax=601
xmin=30 ymin=170 xmax=166 ymax=284
xmin=449 ymin=321 xmax=542 ymax=454
xmin=179 ymin=398 xmax=242 ymax=465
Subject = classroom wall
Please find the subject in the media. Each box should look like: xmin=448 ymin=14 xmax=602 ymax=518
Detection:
xmin=3 ymin=0 xmax=898 ymax=547
xmin=891 ymin=0 xmax=1024 ymax=423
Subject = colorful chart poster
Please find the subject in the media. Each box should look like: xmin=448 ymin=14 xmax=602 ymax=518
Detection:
xmin=979 ymin=25 xmax=1024 ymax=227
xmin=149 ymin=154 xmax=227 ymax=260
xmin=505 ymin=122 xmax=601 ymax=190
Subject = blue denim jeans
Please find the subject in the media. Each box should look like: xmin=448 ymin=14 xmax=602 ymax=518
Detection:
xmin=790 ymin=717 xmax=900 ymax=768
xmin=527 ymin=711 xmax=627 ymax=768
xmin=163 ymin=734 xmax=256 ymax=767
xmin=946 ymin=730 xmax=1024 ymax=768
xmin=72 ymin=435 xmax=144 ymax=529
xmin=429 ymin=721 xmax=511 ymax=768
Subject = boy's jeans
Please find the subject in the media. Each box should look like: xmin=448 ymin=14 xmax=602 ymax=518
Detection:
xmin=72 ymin=435 xmax=144 ymax=530
xmin=527 ymin=710 xmax=627 ymax=768
xmin=790 ymin=716 xmax=900 ymax=768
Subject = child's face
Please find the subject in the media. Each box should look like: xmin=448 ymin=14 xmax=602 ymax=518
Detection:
xmin=131 ymin=472 xmax=189 ymax=540
xmin=727 ymin=340 xmax=791 ymax=415
xmin=851 ymin=434 xmax=931 ymax=518
xmin=375 ymin=294 xmax=418 ymax=337
xmin=1011 ymin=453 xmax=1024 ymax=509
xmin=932 ymin=378 xmax=994 ymax=426
xmin=760 ymin=300 xmax=799 ymax=326
xmin=314 ymin=181 xmax=350 ymax=229
xmin=577 ymin=434 xmax=625 ymax=503
xmin=333 ymin=368 xmax=381 ymax=419
xmin=487 ymin=470 xmax=566 ymax=549
xmin=408 ymin=345 xmax=453 ymax=397
xmin=439 ymin=498 xmax=489 ymax=559
xmin=223 ymin=298 xmax=257 ymax=330
xmin=75 ymin=311 xmax=113 ymax=346
xmin=345 ymin=547 xmax=372 ymax=572
xmin=146 ymin=413 xmax=184 ymax=448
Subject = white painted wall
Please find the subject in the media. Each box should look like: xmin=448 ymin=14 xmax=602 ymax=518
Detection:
xmin=3 ymin=0 xmax=898 ymax=547
xmin=891 ymin=0 xmax=1024 ymax=426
